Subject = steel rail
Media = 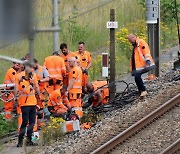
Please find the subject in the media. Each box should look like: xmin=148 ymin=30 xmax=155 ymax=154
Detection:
xmin=160 ymin=138 xmax=180 ymax=154
xmin=91 ymin=93 xmax=180 ymax=154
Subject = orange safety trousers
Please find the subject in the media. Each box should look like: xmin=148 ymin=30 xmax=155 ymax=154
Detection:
xmin=47 ymin=79 xmax=62 ymax=94
xmin=69 ymin=93 xmax=83 ymax=118
xmin=3 ymin=92 xmax=14 ymax=120
xmin=17 ymin=105 xmax=38 ymax=133
xmin=63 ymin=75 xmax=69 ymax=88
xmin=82 ymin=73 xmax=88 ymax=87
xmin=37 ymin=92 xmax=45 ymax=127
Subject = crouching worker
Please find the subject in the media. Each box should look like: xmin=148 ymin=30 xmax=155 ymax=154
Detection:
xmin=48 ymin=88 xmax=72 ymax=120
xmin=86 ymin=81 xmax=109 ymax=108
xmin=14 ymin=62 xmax=41 ymax=147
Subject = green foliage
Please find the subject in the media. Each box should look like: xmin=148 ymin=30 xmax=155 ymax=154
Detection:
xmin=138 ymin=0 xmax=180 ymax=24
xmin=0 ymin=115 xmax=17 ymax=138
xmin=81 ymin=110 xmax=102 ymax=124
xmin=160 ymin=0 xmax=180 ymax=23
xmin=89 ymin=55 xmax=102 ymax=81
xmin=41 ymin=117 xmax=65 ymax=145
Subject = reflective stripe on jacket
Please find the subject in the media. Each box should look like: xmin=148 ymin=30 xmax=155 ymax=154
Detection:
xmin=130 ymin=37 xmax=155 ymax=75
xmin=68 ymin=66 xmax=82 ymax=94
xmin=44 ymin=56 xmax=66 ymax=80
xmin=15 ymin=71 xmax=38 ymax=106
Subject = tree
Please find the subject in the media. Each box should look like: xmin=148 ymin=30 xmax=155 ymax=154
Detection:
xmin=138 ymin=0 xmax=180 ymax=24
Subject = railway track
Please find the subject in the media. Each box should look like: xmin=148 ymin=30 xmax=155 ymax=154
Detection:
xmin=91 ymin=93 xmax=180 ymax=154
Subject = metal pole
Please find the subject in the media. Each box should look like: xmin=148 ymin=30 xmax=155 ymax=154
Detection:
xmin=109 ymin=9 xmax=116 ymax=100
xmin=29 ymin=0 xmax=34 ymax=63
xmin=147 ymin=0 xmax=160 ymax=77
xmin=154 ymin=18 xmax=160 ymax=77
xmin=29 ymin=33 xmax=34 ymax=63
xmin=53 ymin=0 xmax=59 ymax=51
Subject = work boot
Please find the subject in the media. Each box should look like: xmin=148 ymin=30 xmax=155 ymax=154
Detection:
xmin=26 ymin=136 xmax=35 ymax=146
xmin=140 ymin=91 xmax=147 ymax=97
xmin=17 ymin=136 xmax=23 ymax=147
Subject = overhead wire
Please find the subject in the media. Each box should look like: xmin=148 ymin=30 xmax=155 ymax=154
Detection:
xmin=0 ymin=0 xmax=116 ymax=50
xmin=33 ymin=0 xmax=117 ymax=23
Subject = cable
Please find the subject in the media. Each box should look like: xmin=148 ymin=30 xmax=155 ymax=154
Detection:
xmin=33 ymin=0 xmax=116 ymax=23
xmin=83 ymin=80 xmax=138 ymax=113
xmin=60 ymin=0 xmax=116 ymax=24
xmin=0 ymin=35 xmax=27 ymax=50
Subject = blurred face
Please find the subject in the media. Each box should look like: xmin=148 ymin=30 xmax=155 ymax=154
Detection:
xmin=68 ymin=60 xmax=75 ymax=67
xmin=76 ymin=60 xmax=80 ymax=66
xmin=78 ymin=44 xmax=85 ymax=53
xmin=13 ymin=63 xmax=20 ymax=71
xmin=25 ymin=54 xmax=30 ymax=60
xmin=25 ymin=66 xmax=33 ymax=76
xmin=86 ymin=83 xmax=94 ymax=93
xmin=33 ymin=62 xmax=38 ymax=70
xmin=61 ymin=47 xmax=68 ymax=56
xmin=128 ymin=35 xmax=136 ymax=44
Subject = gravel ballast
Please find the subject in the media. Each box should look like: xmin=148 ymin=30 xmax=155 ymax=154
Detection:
xmin=32 ymin=69 xmax=180 ymax=154
xmin=111 ymin=105 xmax=180 ymax=154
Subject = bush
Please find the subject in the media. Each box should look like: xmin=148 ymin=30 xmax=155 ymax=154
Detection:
xmin=0 ymin=115 xmax=17 ymax=138
xmin=41 ymin=117 xmax=65 ymax=145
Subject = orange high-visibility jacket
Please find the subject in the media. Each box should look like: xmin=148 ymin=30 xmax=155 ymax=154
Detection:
xmin=60 ymin=52 xmax=76 ymax=68
xmin=15 ymin=71 xmax=38 ymax=106
xmin=3 ymin=68 xmax=17 ymax=84
xmin=48 ymin=89 xmax=68 ymax=111
xmin=34 ymin=66 xmax=49 ymax=91
xmin=92 ymin=81 xmax=109 ymax=104
xmin=74 ymin=51 xmax=91 ymax=68
xmin=130 ymin=37 xmax=155 ymax=74
xmin=68 ymin=66 xmax=82 ymax=94
xmin=44 ymin=56 xmax=66 ymax=80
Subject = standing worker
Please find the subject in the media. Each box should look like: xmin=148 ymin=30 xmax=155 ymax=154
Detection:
xmin=33 ymin=58 xmax=49 ymax=128
xmin=128 ymin=34 xmax=155 ymax=97
xmin=74 ymin=41 xmax=92 ymax=92
xmin=14 ymin=62 xmax=41 ymax=147
xmin=66 ymin=57 xmax=83 ymax=119
xmin=44 ymin=51 xmax=66 ymax=94
xmin=60 ymin=43 xmax=75 ymax=88
xmin=3 ymin=62 xmax=20 ymax=120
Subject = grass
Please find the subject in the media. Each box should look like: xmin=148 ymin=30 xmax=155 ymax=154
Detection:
xmin=0 ymin=115 xmax=17 ymax=138
xmin=0 ymin=0 xmax=178 ymax=83
xmin=0 ymin=0 xmax=145 ymax=83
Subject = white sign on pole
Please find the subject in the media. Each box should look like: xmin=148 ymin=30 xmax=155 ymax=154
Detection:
xmin=146 ymin=0 xmax=159 ymax=24
xmin=106 ymin=21 xmax=118 ymax=28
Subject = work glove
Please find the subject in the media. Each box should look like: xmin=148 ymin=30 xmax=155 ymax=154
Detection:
xmin=67 ymin=108 xmax=72 ymax=113
xmin=146 ymin=60 xmax=151 ymax=67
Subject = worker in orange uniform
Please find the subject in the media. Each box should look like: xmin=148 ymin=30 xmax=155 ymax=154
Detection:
xmin=60 ymin=43 xmax=76 ymax=88
xmin=48 ymin=88 xmax=71 ymax=119
xmin=44 ymin=51 xmax=66 ymax=94
xmin=14 ymin=62 xmax=41 ymax=147
xmin=33 ymin=58 xmax=49 ymax=128
xmin=74 ymin=41 xmax=92 ymax=92
xmin=3 ymin=62 xmax=20 ymax=120
xmin=66 ymin=57 xmax=83 ymax=119
xmin=128 ymin=34 xmax=155 ymax=97
xmin=86 ymin=81 xmax=109 ymax=108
